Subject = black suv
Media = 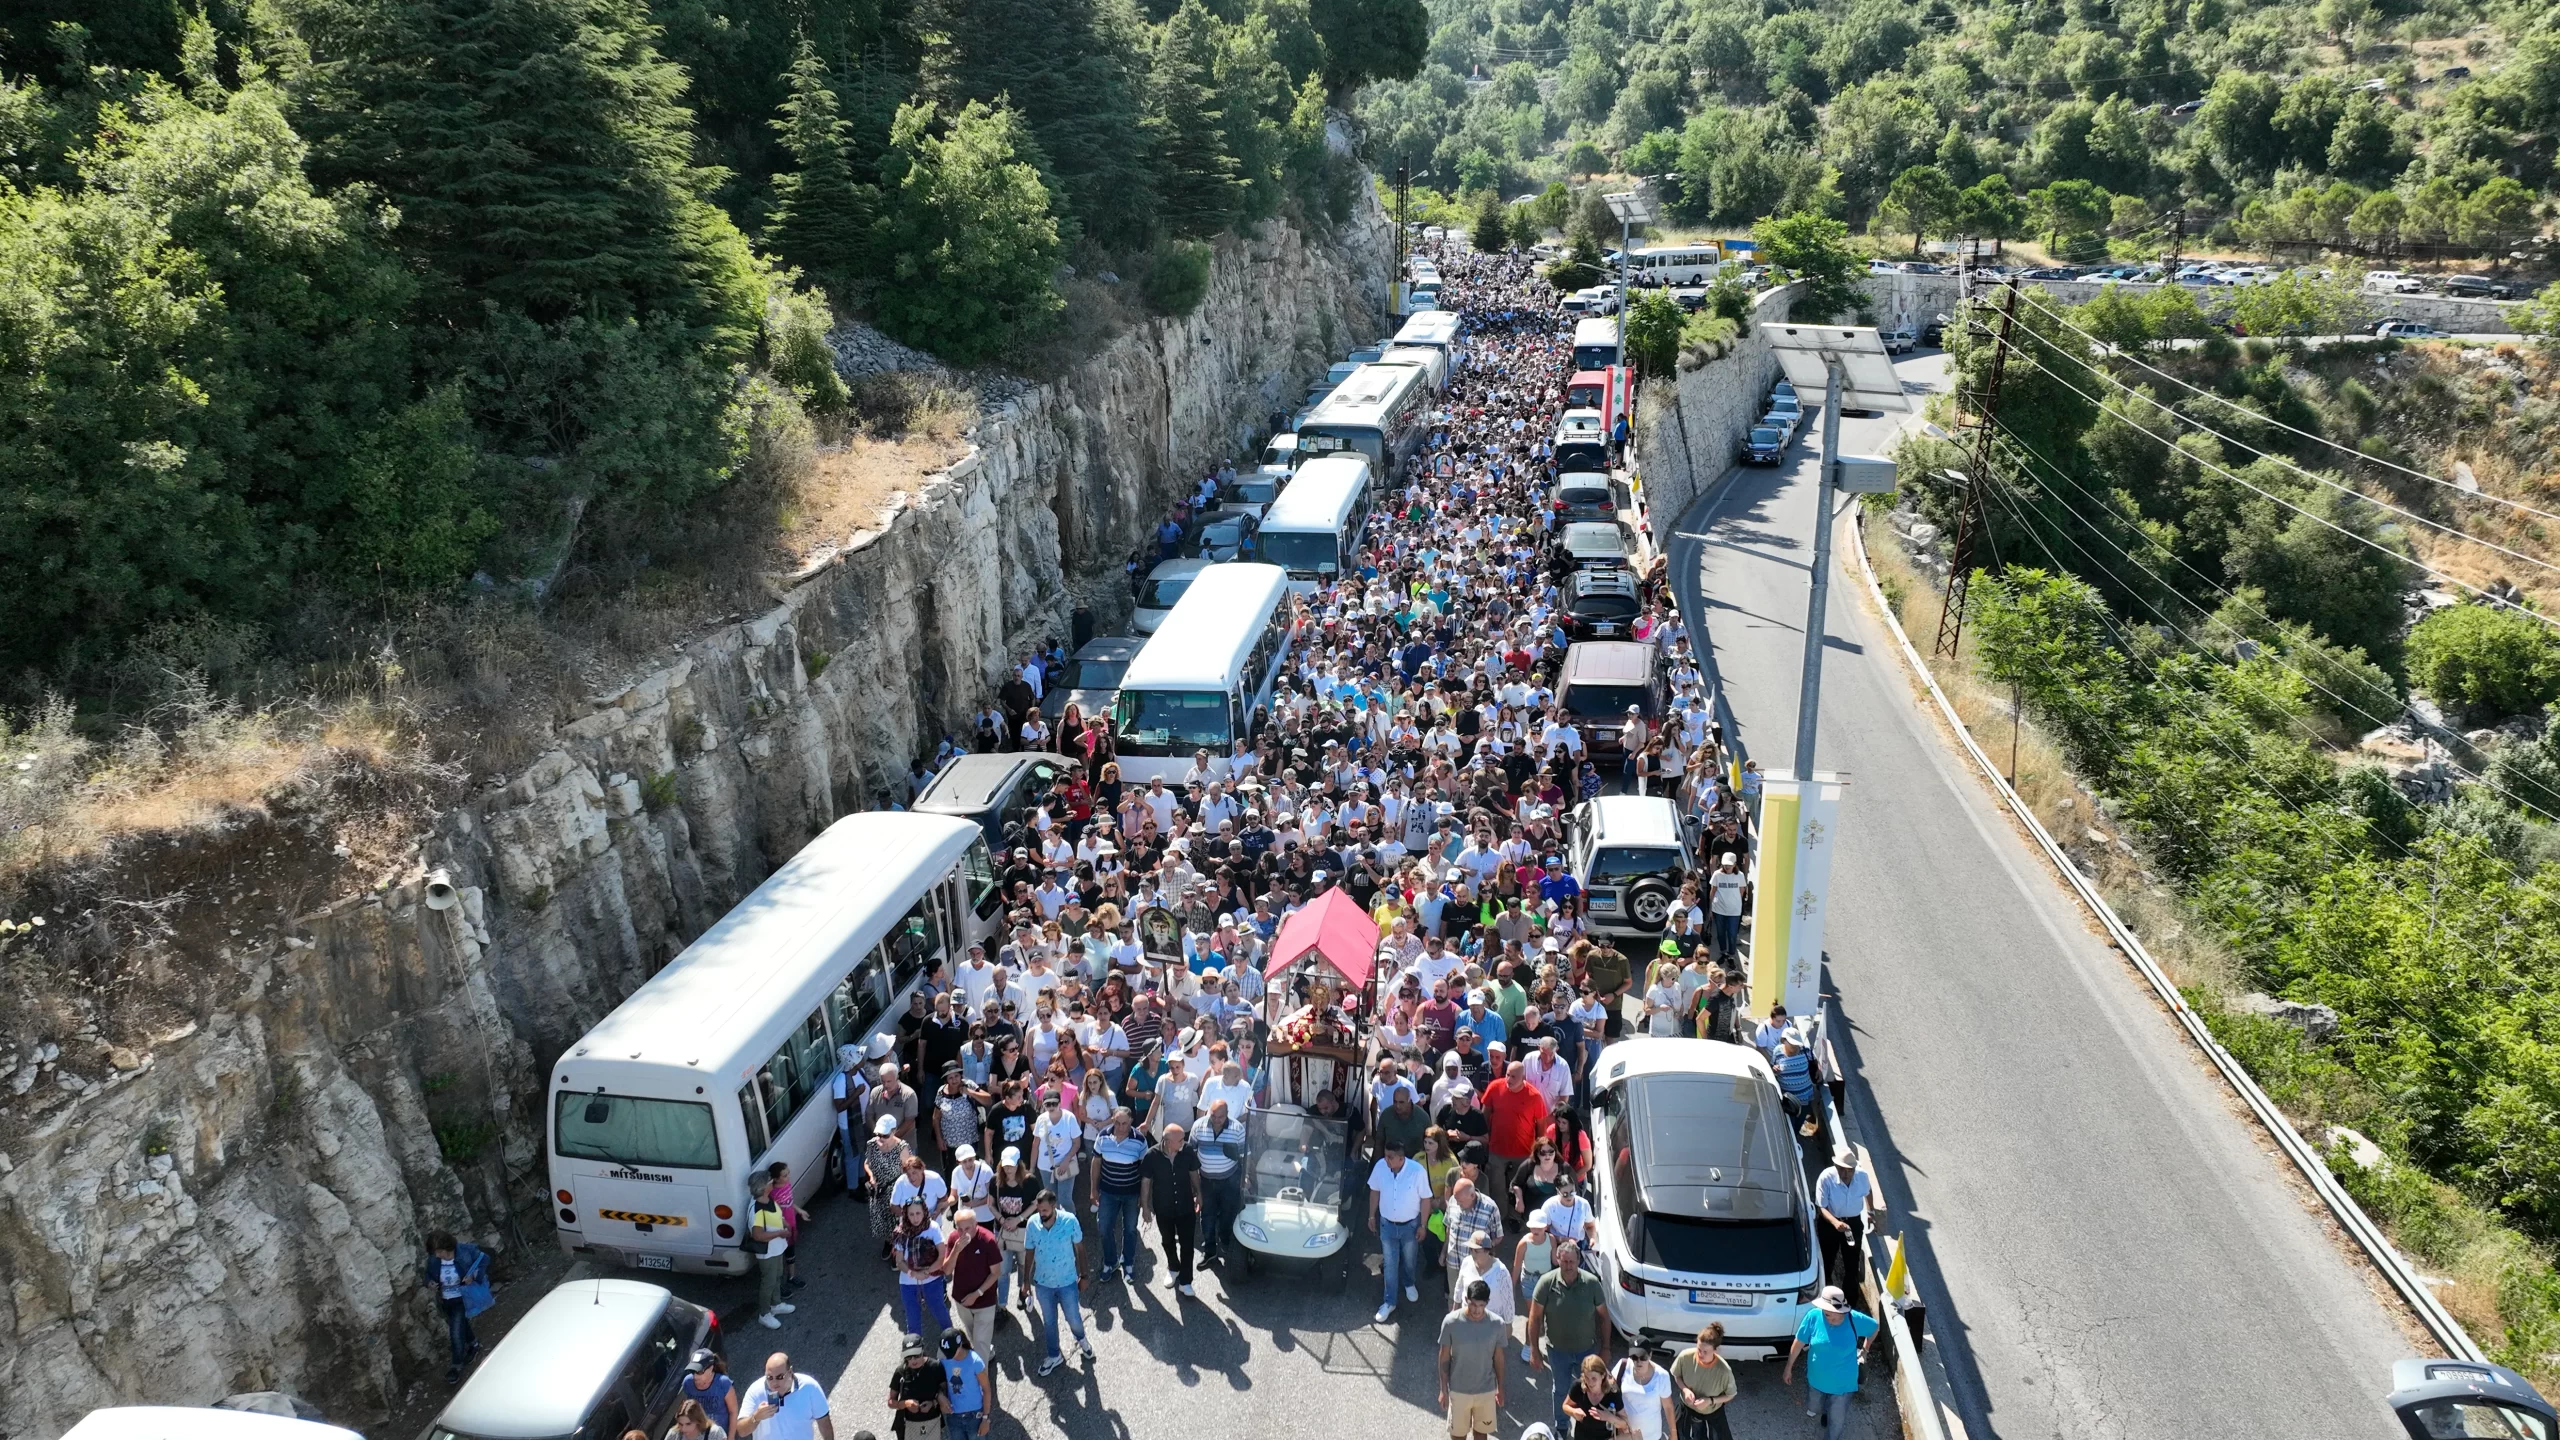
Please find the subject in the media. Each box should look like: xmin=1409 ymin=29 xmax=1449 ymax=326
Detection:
xmin=1565 ymin=568 xmax=1642 ymax=640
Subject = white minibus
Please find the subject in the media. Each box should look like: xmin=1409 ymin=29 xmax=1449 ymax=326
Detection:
xmin=1256 ymin=454 xmax=1372 ymax=593
xmin=1296 ymin=360 xmax=1432 ymax=473
xmin=548 ymin=811 xmax=997 ymax=1274
xmin=1572 ymin=317 xmax=1622 ymax=372
xmin=1110 ymin=563 xmax=1297 ymax=782
xmin=1391 ymin=309 xmax=1467 ymax=373
xmin=1380 ymin=342 xmax=1449 ymax=394
xmin=1625 ymin=245 xmax=1725 ymax=285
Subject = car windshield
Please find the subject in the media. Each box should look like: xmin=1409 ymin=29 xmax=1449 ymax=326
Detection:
xmin=1588 ymin=844 xmax=1677 ymax=881
xmin=1558 ymin=483 xmax=1611 ymax=506
xmin=1261 ymin=529 xmax=1339 ymax=576
xmin=1246 ymin=1107 xmax=1350 ymax=1208
xmin=1140 ymin=573 xmax=1197 ymax=609
xmin=1563 ymin=683 xmax=1649 ymax=719
xmin=1066 ymin=657 xmax=1130 ymax=691
xmin=1116 ymin=688 xmax=1232 ymax=750
xmin=553 ymin=1092 xmax=721 ymax=1170
xmin=1231 ymin=477 xmax=1280 ymax=505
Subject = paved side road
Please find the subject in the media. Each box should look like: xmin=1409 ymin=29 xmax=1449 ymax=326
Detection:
xmin=1662 ymin=350 xmax=2415 ymax=1439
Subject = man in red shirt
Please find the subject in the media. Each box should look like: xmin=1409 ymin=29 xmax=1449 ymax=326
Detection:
xmin=946 ymin=1205 xmax=1006 ymax=1355
xmin=1479 ymin=1060 xmax=1551 ymax=1220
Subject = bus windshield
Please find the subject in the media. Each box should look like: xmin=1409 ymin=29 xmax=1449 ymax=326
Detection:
xmin=1260 ymin=529 xmax=1340 ymax=576
xmin=1116 ymin=688 xmax=1233 ymax=752
xmin=554 ymin=1092 xmax=721 ymax=1169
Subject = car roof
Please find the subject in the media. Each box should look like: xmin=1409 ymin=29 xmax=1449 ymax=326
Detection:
xmin=1073 ymin=636 xmax=1147 ymax=662
xmin=435 ymin=1280 xmax=672 ymax=1438
xmin=1561 ymin=522 xmax=1628 ymax=549
xmin=1554 ymin=470 xmax=1612 ymax=491
xmin=64 ymin=1413 xmax=361 ymax=1440
xmin=1571 ymin=568 xmax=1637 ymax=596
xmin=1583 ymin=795 xmax=1684 ymax=847
xmin=916 ymin=752 xmax=1073 ymax=812
xmin=1599 ymin=1044 xmax=1799 ymax=1218
xmin=1560 ymin=641 xmax=1655 ymax=685
xmin=1144 ymin=557 xmax=1214 ymax=583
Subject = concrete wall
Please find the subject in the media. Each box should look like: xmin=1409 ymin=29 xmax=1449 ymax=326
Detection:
xmin=1865 ymin=271 xmax=2521 ymax=334
xmin=0 ymin=205 xmax=1392 ymax=1439
xmin=1634 ymin=284 xmax=1800 ymax=539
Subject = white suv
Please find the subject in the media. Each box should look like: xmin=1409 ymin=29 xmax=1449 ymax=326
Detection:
xmin=1590 ymin=1038 xmax=1823 ymax=1358
xmin=1567 ymin=795 xmax=1693 ymax=938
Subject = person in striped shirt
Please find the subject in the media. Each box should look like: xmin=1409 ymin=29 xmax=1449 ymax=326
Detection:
xmin=1089 ymin=1109 xmax=1151 ymax=1282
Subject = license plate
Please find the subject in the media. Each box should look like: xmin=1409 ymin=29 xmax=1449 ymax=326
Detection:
xmin=1688 ymin=1288 xmax=1753 ymax=1308
xmin=634 ymin=1254 xmax=673 ymax=1271
xmin=1589 ymin=896 xmax=1617 ymax=911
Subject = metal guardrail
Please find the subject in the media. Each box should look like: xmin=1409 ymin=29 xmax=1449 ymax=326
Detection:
xmin=1844 ymin=510 xmax=2486 ymax=1365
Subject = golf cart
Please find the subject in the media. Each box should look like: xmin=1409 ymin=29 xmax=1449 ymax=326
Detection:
xmin=1231 ymin=890 xmax=1379 ymax=1284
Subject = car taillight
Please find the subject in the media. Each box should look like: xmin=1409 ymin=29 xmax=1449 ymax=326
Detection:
xmin=559 ymin=1208 xmax=577 ymax=1224
xmin=556 ymin=1189 xmax=574 ymax=1204
xmin=1618 ymin=1270 xmax=1648 ymax=1296
xmin=714 ymin=1204 xmax=734 ymax=1220
xmin=1798 ymin=1285 xmax=1821 ymax=1302
xmin=716 ymin=1224 xmax=736 ymax=1239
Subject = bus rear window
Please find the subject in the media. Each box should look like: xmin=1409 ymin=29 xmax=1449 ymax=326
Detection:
xmin=554 ymin=1092 xmax=721 ymax=1169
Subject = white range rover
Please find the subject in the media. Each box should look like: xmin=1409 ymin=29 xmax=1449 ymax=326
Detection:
xmin=1589 ymin=1037 xmax=1824 ymax=1358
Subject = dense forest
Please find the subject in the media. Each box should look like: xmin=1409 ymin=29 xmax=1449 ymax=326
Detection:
xmin=0 ymin=0 xmax=1425 ymax=691
xmin=1353 ymin=0 xmax=2557 ymax=262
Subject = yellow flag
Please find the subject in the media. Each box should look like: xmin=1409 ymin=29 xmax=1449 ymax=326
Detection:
xmin=1884 ymin=1233 xmax=1908 ymax=1300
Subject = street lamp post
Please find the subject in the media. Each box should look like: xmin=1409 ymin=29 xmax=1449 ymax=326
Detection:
xmin=1764 ymin=325 xmax=1910 ymax=778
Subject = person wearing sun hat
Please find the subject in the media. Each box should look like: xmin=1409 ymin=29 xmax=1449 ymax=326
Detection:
xmin=1783 ymin=1284 xmax=1879 ymax=1439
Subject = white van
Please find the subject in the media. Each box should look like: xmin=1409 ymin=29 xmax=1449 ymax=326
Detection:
xmin=64 ymin=1411 xmax=360 ymax=1440
xmin=1257 ymin=454 xmax=1373 ymax=592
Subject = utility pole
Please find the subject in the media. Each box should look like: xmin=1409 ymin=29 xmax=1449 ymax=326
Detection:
xmin=1793 ymin=354 xmax=1848 ymax=779
xmin=1932 ymin=282 xmax=2020 ymax=659
xmin=1393 ymin=159 xmax=1411 ymax=315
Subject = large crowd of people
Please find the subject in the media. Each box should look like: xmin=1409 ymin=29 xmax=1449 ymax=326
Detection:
xmin=670 ymin=242 xmax=1887 ymax=1440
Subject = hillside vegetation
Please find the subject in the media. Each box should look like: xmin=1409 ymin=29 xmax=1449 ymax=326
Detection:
xmin=0 ymin=0 xmax=1423 ymax=707
xmin=1353 ymin=0 xmax=2556 ymax=266
xmin=1885 ymin=278 xmax=2560 ymax=1372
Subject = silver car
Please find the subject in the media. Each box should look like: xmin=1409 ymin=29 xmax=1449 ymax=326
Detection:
xmin=423 ymin=1279 xmax=719 ymax=1440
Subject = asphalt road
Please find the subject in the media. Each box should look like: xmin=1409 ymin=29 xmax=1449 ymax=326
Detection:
xmin=1663 ymin=351 xmax=2416 ymax=1439
xmin=505 ymin=1216 xmax=1891 ymax=1440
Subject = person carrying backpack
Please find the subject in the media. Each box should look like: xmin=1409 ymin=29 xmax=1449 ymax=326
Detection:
xmin=421 ymin=1231 xmax=493 ymax=1382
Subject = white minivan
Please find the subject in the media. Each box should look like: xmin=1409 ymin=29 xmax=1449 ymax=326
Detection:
xmin=1590 ymin=1038 xmax=1824 ymax=1358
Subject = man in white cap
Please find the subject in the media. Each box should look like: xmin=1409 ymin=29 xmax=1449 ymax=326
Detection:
xmin=1814 ymin=1150 xmax=1880 ymax=1289
xmin=1707 ymin=851 xmax=1748 ymax=965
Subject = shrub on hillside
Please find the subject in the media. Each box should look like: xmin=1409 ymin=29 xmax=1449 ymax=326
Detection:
xmin=1142 ymin=240 xmax=1215 ymax=317
xmin=2406 ymin=604 xmax=2560 ymax=722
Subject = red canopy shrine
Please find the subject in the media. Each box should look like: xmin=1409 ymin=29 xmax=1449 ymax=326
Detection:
xmin=1263 ymin=888 xmax=1381 ymax=991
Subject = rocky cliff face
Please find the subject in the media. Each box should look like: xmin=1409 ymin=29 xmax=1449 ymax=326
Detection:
xmin=1633 ymin=284 xmax=1799 ymax=537
xmin=0 ymin=205 xmax=1388 ymax=1438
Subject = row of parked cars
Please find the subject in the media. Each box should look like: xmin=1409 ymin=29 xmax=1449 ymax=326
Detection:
xmin=1740 ymin=379 xmax=1804 ymax=465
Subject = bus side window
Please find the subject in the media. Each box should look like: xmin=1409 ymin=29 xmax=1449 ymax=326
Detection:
xmin=738 ymin=1082 xmax=772 ymax=1159
xmin=963 ymin=838 xmax=1000 ymax=920
xmin=888 ymin=897 xmax=942 ymax=987
xmin=828 ymin=970 xmax=882 ymax=1050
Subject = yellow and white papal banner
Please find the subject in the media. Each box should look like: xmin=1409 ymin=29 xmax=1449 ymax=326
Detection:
xmin=1747 ymin=770 xmax=1845 ymax=1026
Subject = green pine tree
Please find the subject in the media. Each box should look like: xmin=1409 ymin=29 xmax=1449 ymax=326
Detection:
xmin=1213 ymin=10 xmax=1291 ymax=225
xmin=1150 ymin=0 xmax=1243 ymax=239
xmin=767 ymin=35 xmax=875 ymax=295
xmin=912 ymin=0 xmax=1158 ymax=248
xmin=871 ymin=99 xmax=1064 ymax=364
xmin=296 ymin=0 xmax=761 ymax=347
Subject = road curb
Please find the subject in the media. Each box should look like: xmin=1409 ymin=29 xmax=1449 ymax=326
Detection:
xmin=1843 ymin=508 xmax=2485 ymax=1366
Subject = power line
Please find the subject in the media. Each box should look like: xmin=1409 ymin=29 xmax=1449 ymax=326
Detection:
xmin=2003 ymin=285 xmax=2560 ymax=531
xmin=1984 ymin=412 xmax=2556 ymax=820
xmin=1999 ymin=317 xmax=2560 ymax=582
xmin=1984 ymin=328 xmax=2560 ymax=628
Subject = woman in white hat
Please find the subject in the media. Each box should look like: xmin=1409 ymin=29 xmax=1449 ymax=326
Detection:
xmin=865 ymin=1113 xmax=917 ymax=1254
